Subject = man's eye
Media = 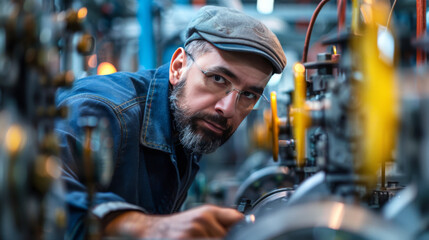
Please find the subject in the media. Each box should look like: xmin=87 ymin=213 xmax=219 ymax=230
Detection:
xmin=208 ymin=74 xmax=226 ymax=84
xmin=242 ymin=91 xmax=257 ymax=99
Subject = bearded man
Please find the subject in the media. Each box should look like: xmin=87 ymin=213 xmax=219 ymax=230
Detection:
xmin=56 ymin=5 xmax=286 ymax=239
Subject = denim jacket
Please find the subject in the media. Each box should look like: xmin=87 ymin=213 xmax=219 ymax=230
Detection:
xmin=55 ymin=64 xmax=201 ymax=239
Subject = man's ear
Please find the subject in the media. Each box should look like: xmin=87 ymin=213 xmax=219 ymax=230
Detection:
xmin=169 ymin=47 xmax=187 ymax=86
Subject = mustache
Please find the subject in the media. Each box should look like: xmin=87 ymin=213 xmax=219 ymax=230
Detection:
xmin=191 ymin=112 xmax=232 ymax=135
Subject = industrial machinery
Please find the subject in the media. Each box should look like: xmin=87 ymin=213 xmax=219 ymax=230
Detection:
xmin=227 ymin=0 xmax=424 ymax=239
xmin=0 ymin=0 xmax=105 ymax=239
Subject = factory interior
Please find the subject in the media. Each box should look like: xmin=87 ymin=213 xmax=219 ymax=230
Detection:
xmin=2 ymin=0 xmax=429 ymax=239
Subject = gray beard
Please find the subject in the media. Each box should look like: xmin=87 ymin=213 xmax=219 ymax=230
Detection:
xmin=169 ymin=79 xmax=232 ymax=154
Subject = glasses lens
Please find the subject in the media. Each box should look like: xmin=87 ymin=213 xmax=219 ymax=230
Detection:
xmin=202 ymin=76 xmax=223 ymax=92
xmin=251 ymin=94 xmax=268 ymax=110
xmin=193 ymin=59 xmax=265 ymax=111
xmin=236 ymin=94 xmax=258 ymax=110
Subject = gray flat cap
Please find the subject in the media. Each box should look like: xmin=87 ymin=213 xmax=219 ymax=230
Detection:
xmin=184 ymin=6 xmax=286 ymax=74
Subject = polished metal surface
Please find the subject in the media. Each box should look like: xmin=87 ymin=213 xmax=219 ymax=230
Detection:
xmin=227 ymin=200 xmax=411 ymax=240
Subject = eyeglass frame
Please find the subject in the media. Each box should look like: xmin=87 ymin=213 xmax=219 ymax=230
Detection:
xmin=185 ymin=51 xmax=270 ymax=110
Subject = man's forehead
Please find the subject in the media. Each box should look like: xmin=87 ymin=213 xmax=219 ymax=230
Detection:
xmin=198 ymin=48 xmax=273 ymax=76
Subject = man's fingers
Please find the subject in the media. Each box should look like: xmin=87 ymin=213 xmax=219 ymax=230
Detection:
xmin=213 ymin=207 xmax=244 ymax=228
xmin=204 ymin=218 xmax=227 ymax=237
xmin=194 ymin=205 xmax=240 ymax=237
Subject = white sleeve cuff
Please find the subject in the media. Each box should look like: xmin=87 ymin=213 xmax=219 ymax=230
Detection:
xmin=91 ymin=201 xmax=146 ymax=219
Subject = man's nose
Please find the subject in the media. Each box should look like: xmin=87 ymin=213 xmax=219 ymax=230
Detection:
xmin=214 ymin=90 xmax=239 ymax=118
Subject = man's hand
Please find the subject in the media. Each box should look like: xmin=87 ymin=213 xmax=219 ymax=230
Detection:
xmin=104 ymin=205 xmax=244 ymax=239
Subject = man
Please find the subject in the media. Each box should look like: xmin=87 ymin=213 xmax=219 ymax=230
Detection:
xmin=56 ymin=5 xmax=286 ymax=239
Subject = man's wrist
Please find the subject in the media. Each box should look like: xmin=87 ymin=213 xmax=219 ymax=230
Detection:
xmin=91 ymin=201 xmax=146 ymax=228
xmin=92 ymin=201 xmax=146 ymax=218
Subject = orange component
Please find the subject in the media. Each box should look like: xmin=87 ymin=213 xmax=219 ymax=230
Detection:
xmin=88 ymin=54 xmax=97 ymax=68
xmin=417 ymin=0 xmax=426 ymax=65
xmin=270 ymin=91 xmax=280 ymax=161
xmin=337 ymin=0 xmax=347 ymax=33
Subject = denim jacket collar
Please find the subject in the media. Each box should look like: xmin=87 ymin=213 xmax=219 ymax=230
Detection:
xmin=140 ymin=64 xmax=173 ymax=153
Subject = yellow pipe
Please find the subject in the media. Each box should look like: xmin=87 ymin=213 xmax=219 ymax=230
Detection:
xmin=352 ymin=0 xmax=398 ymax=177
xmin=270 ymin=92 xmax=280 ymax=161
xmin=292 ymin=63 xmax=308 ymax=168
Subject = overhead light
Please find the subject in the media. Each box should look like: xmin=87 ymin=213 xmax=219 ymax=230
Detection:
xmin=257 ymin=0 xmax=274 ymax=15
xmin=6 ymin=125 xmax=26 ymax=155
xmin=97 ymin=62 xmax=117 ymax=75
xmin=78 ymin=7 xmax=88 ymax=19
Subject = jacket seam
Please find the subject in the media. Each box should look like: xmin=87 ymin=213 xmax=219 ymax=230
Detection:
xmin=142 ymin=68 xmax=170 ymax=151
xmin=114 ymin=95 xmax=146 ymax=112
xmin=118 ymin=98 xmax=146 ymax=113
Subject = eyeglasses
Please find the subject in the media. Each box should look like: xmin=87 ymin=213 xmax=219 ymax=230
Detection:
xmin=186 ymin=52 xmax=269 ymax=111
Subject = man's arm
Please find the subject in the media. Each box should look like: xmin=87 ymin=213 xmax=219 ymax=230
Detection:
xmin=56 ymin=94 xmax=139 ymax=239
xmin=104 ymin=205 xmax=243 ymax=239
